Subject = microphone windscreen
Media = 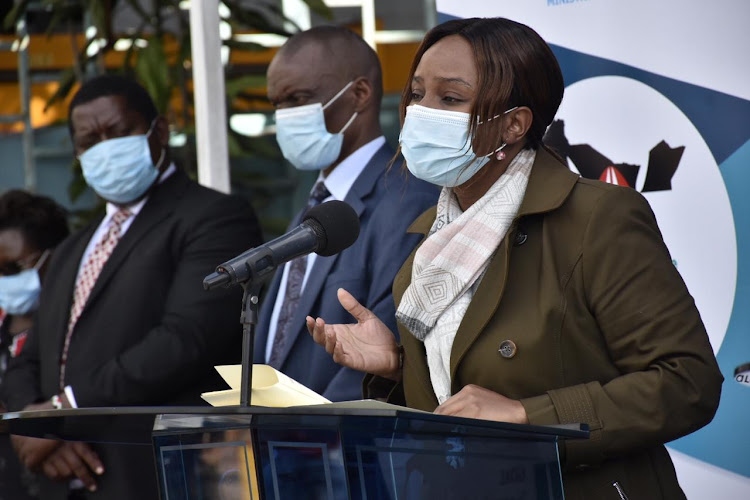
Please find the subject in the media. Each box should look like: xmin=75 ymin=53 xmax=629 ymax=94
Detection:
xmin=303 ymin=200 xmax=360 ymax=257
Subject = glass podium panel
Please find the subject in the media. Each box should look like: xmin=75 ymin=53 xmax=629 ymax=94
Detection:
xmin=2 ymin=407 xmax=584 ymax=499
xmin=151 ymin=410 xmax=570 ymax=500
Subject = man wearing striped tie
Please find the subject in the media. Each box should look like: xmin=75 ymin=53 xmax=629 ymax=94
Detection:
xmin=0 ymin=75 xmax=263 ymax=500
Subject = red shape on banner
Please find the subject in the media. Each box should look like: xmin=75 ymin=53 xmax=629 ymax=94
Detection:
xmin=599 ymin=166 xmax=631 ymax=187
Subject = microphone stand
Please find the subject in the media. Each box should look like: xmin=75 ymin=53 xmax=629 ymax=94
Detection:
xmin=239 ymin=280 xmax=262 ymax=407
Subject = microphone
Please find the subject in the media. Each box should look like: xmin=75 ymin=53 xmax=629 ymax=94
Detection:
xmin=203 ymin=200 xmax=360 ymax=290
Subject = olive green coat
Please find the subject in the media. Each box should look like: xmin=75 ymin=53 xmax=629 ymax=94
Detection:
xmin=383 ymin=147 xmax=723 ymax=499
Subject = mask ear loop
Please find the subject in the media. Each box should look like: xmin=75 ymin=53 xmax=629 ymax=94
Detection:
xmin=481 ymin=106 xmax=518 ymax=161
xmin=322 ymin=80 xmax=358 ymax=135
xmin=33 ymin=249 xmax=51 ymax=271
xmin=322 ymin=81 xmax=355 ymax=110
xmin=146 ymin=118 xmax=167 ymax=170
xmin=337 ymin=112 xmax=359 ymax=135
xmin=153 ymin=147 xmax=166 ymax=170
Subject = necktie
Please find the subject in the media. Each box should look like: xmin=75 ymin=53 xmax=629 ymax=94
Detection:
xmin=269 ymin=182 xmax=331 ymax=367
xmin=59 ymin=208 xmax=131 ymax=389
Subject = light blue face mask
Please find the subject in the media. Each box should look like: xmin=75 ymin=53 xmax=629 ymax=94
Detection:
xmin=79 ymin=120 xmax=165 ymax=204
xmin=0 ymin=249 xmax=49 ymax=315
xmin=399 ymin=104 xmax=516 ymax=187
xmin=274 ymin=81 xmax=358 ymax=171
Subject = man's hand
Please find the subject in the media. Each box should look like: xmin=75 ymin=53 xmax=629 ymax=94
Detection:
xmin=434 ymin=385 xmax=529 ymax=424
xmin=11 ymin=435 xmax=61 ymax=470
xmin=40 ymin=441 xmax=104 ymax=492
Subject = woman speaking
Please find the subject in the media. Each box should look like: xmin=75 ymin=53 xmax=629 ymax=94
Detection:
xmin=308 ymin=17 xmax=722 ymax=499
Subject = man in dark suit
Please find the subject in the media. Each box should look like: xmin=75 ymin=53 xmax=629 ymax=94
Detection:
xmin=255 ymin=26 xmax=438 ymax=402
xmin=0 ymin=75 xmax=262 ymax=499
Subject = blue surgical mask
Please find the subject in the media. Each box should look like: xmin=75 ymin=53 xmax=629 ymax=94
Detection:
xmin=274 ymin=81 xmax=358 ymax=171
xmin=399 ymin=105 xmax=516 ymax=187
xmin=0 ymin=250 xmax=50 ymax=315
xmin=79 ymin=120 xmax=165 ymax=204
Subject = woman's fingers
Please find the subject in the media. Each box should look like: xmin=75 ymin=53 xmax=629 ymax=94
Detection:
xmin=324 ymin=325 xmax=339 ymax=355
xmin=337 ymin=288 xmax=376 ymax=323
xmin=307 ymin=316 xmax=325 ymax=345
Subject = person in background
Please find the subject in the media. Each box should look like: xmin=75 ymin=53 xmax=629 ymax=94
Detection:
xmin=0 ymin=189 xmax=69 ymax=500
xmin=255 ymin=26 xmax=438 ymax=401
xmin=0 ymin=75 xmax=263 ymax=500
xmin=308 ymin=17 xmax=723 ymax=499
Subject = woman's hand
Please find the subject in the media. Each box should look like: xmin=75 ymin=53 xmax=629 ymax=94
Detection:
xmin=434 ymin=384 xmax=529 ymax=424
xmin=307 ymin=288 xmax=401 ymax=381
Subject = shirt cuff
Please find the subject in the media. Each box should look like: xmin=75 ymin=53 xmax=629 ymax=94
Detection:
xmin=64 ymin=386 xmax=79 ymax=408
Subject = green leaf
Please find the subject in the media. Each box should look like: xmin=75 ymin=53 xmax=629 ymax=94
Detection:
xmin=44 ymin=67 xmax=78 ymax=111
xmin=301 ymin=0 xmax=332 ymax=19
xmin=134 ymin=36 xmax=171 ymax=113
xmin=3 ymin=0 xmax=31 ymax=31
xmin=225 ymin=74 xmax=266 ymax=99
xmin=85 ymin=0 xmax=111 ymax=40
xmin=221 ymin=0 xmax=293 ymax=37
xmin=222 ymin=38 xmax=267 ymax=52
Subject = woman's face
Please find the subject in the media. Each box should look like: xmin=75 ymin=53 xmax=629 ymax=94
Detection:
xmin=0 ymin=229 xmax=38 ymax=278
xmin=409 ymin=35 xmax=477 ymax=113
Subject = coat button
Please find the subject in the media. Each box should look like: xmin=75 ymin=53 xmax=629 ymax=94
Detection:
xmin=514 ymin=230 xmax=527 ymax=246
xmin=498 ymin=340 xmax=517 ymax=359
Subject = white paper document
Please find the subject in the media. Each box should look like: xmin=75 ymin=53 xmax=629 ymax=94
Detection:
xmin=201 ymin=364 xmax=331 ymax=407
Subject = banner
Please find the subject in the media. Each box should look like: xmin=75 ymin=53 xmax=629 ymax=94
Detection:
xmin=434 ymin=1 xmax=750 ymax=497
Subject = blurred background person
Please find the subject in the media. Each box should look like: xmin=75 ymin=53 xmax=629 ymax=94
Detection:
xmin=0 ymin=189 xmax=69 ymax=499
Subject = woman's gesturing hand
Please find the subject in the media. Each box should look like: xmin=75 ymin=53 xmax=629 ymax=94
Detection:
xmin=307 ymin=288 xmax=401 ymax=381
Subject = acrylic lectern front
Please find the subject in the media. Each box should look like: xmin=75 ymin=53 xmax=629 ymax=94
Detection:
xmin=2 ymin=405 xmax=587 ymax=499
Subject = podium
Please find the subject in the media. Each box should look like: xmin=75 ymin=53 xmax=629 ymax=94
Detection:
xmin=2 ymin=405 xmax=587 ymax=499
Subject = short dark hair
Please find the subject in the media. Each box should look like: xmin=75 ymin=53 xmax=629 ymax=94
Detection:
xmin=68 ymin=74 xmax=158 ymax=135
xmin=400 ymin=17 xmax=564 ymax=151
xmin=280 ymin=25 xmax=384 ymax=104
xmin=0 ymin=190 xmax=69 ymax=251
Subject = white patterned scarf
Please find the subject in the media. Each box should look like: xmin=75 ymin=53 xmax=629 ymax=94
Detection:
xmin=396 ymin=149 xmax=535 ymax=403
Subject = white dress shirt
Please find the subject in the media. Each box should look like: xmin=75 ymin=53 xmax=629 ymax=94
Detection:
xmin=264 ymin=136 xmax=386 ymax=362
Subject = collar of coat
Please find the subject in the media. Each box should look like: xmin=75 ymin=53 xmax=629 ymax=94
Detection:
xmin=406 ymin=146 xmax=579 ymax=236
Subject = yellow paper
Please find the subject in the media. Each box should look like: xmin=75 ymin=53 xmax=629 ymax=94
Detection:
xmin=201 ymin=364 xmax=331 ymax=407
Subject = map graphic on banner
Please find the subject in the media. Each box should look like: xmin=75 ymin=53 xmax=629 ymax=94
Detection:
xmin=435 ymin=1 xmax=750 ymax=497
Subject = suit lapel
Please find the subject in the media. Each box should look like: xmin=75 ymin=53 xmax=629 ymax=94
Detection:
xmin=79 ymin=171 xmax=189 ymax=318
xmin=393 ymin=208 xmax=440 ymax=407
xmin=449 ymin=234 xmax=511 ymax=387
xmin=274 ymin=144 xmax=393 ymax=368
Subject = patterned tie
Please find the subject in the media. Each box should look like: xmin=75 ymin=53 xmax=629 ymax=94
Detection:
xmin=269 ymin=181 xmax=331 ymax=366
xmin=59 ymin=208 xmax=131 ymax=389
